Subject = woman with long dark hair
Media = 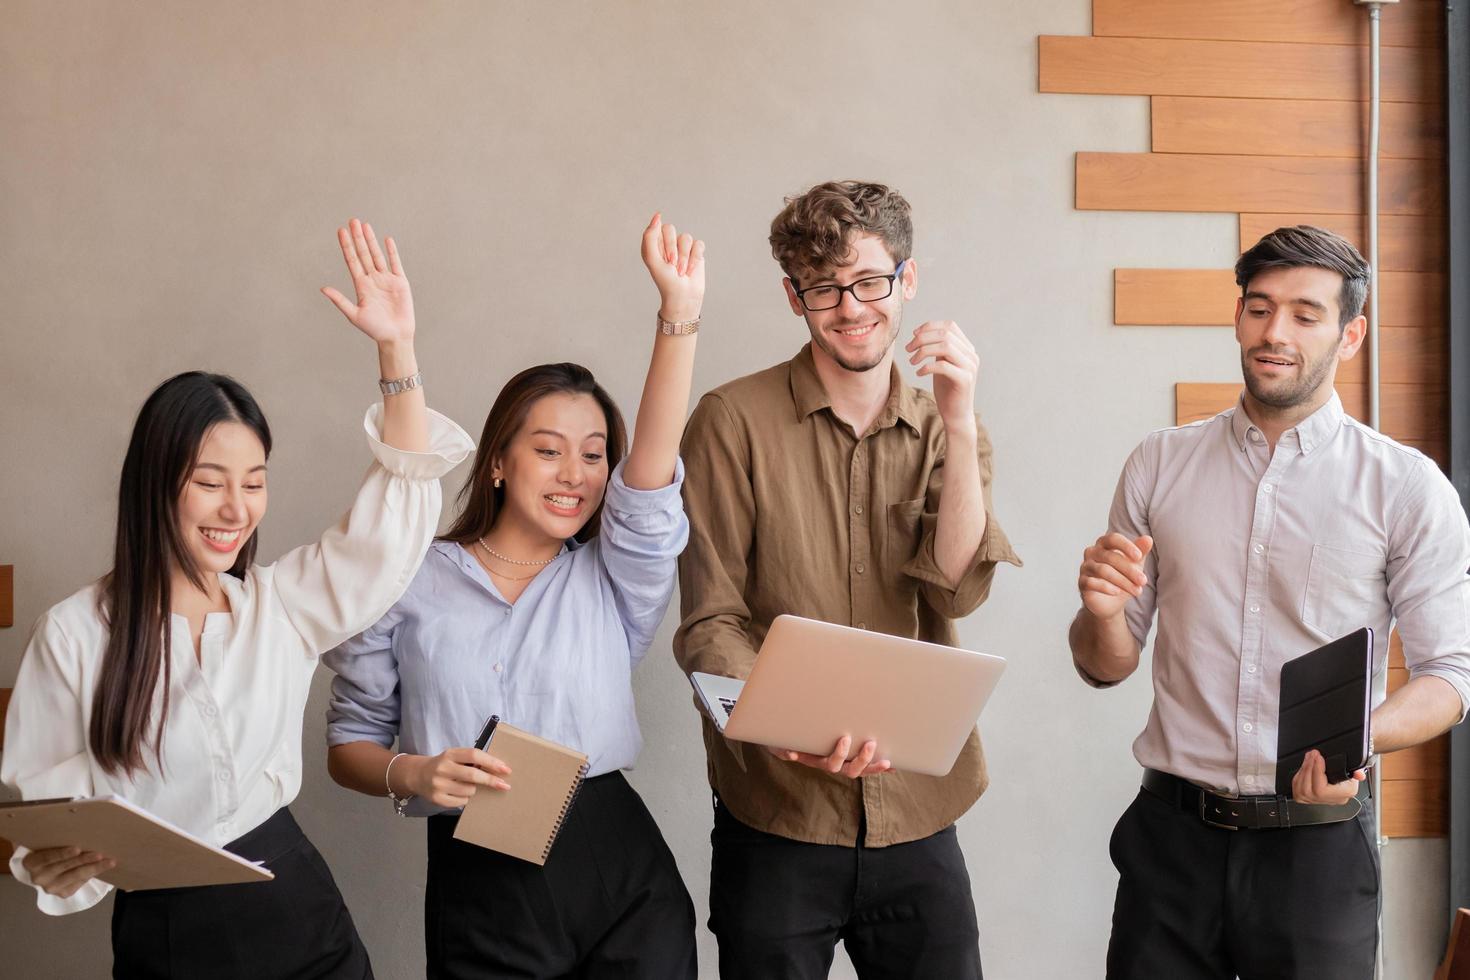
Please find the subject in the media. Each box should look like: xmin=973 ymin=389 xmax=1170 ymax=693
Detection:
xmin=323 ymin=214 xmax=704 ymax=978
xmin=1 ymin=219 xmax=473 ymax=978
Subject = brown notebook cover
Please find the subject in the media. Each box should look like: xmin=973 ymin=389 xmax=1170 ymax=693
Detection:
xmin=0 ymin=796 xmax=274 ymax=890
xmin=452 ymin=722 xmax=589 ymax=866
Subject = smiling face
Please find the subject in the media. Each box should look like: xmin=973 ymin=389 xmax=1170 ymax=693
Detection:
xmin=1234 ymin=265 xmax=1366 ymax=413
xmin=491 ymin=392 xmax=610 ymax=546
xmin=176 ymin=421 xmax=268 ymax=578
xmin=785 ymin=232 xmax=916 ymax=375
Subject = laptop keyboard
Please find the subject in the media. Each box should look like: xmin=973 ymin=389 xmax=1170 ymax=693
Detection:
xmin=718 ymin=696 xmax=737 ymax=718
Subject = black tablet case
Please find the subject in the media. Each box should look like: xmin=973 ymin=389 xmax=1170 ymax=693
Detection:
xmin=1274 ymin=627 xmax=1374 ymax=796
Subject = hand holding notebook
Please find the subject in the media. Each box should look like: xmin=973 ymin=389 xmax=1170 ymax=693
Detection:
xmin=453 ymin=715 xmax=589 ymax=865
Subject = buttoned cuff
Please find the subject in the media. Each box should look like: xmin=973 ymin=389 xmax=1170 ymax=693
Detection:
xmin=901 ymin=512 xmax=1022 ymax=614
xmin=362 ymin=404 xmax=474 ymax=481
xmin=606 ymin=457 xmax=687 ymax=515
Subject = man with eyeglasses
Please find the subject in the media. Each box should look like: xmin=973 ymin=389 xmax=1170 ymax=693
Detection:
xmin=674 ymin=179 xmax=1019 ymax=978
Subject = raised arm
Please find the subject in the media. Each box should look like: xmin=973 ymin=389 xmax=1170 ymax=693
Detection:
xmin=622 ymin=213 xmax=704 ymax=490
xmin=321 ymin=217 xmax=428 ymax=453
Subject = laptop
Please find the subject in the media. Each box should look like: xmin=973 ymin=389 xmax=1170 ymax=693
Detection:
xmin=690 ymin=614 xmax=1007 ymax=777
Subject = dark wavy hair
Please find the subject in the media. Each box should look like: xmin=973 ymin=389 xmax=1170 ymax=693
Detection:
xmin=1236 ymin=225 xmax=1371 ymax=330
xmin=442 ymin=362 xmax=627 ymax=547
xmin=91 ymin=372 xmax=271 ymax=776
xmin=769 ymin=179 xmax=913 ymax=281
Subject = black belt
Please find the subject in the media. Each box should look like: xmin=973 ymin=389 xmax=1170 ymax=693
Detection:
xmin=1142 ymin=768 xmax=1368 ymax=830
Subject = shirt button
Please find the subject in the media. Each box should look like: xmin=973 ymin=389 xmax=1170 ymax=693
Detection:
xmin=1253 ymin=544 xmax=1264 ymax=555
xmin=504 ymin=608 xmax=511 ymax=616
xmin=1247 ymin=665 xmax=1258 ymax=674
xmin=1249 ymin=605 xmax=1260 ymax=613
xmin=1249 ymin=431 xmax=1262 ymax=443
xmin=855 ymin=563 xmax=866 ymax=574
xmin=1263 ymin=485 xmax=1273 ymax=494
xmin=1243 ymin=723 xmax=1254 ymax=733
xmin=204 ymin=704 xmax=218 ymax=717
xmin=855 ymin=504 xmax=864 ymax=515
xmin=216 ymin=770 xmax=230 ymax=783
xmin=493 ymin=663 xmax=503 ymax=673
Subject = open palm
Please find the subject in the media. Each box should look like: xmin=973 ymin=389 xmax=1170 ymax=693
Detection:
xmin=322 ymin=218 xmax=415 ymax=344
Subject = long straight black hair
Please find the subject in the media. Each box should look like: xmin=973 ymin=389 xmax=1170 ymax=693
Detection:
xmin=90 ymin=372 xmax=272 ymax=776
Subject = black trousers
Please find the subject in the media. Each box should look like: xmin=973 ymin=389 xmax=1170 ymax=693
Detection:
xmin=110 ymin=806 xmax=372 ymax=980
xmin=1107 ymin=788 xmax=1380 ymax=980
xmin=425 ymin=770 xmax=697 ymax=980
xmin=709 ymin=799 xmax=983 ymax=980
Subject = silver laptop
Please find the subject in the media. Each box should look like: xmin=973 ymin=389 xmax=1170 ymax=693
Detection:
xmin=690 ymin=614 xmax=1006 ymax=777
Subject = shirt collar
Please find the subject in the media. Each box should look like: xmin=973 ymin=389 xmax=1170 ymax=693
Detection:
xmin=787 ymin=342 xmax=923 ymax=436
xmin=1229 ymin=390 xmax=1345 ymax=455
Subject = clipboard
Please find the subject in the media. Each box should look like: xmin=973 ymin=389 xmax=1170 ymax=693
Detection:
xmin=1275 ymin=627 xmax=1374 ymax=795
xmin=0 ymin=796 xmax=274 ymax=890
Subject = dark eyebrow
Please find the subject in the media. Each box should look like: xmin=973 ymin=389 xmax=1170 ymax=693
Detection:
xmin=194 ymin=462 xmax=268 ymax=474
xmin=807 ymin=267 xmax=889 ymax=286
xmin=531 ymin=429 xmax=607 ymax=441
xmin=1243 ymin=290 xmax=1328 ymax=314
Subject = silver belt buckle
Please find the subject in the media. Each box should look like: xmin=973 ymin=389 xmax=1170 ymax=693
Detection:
xmin=1198 ymin=791 xmax=1243 ymax=831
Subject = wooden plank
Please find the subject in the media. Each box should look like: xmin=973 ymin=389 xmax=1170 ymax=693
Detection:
xmin=0 ymin=687 xmax=8 ymax=875
xmin=1077 ymin=152 xmax=1441 ymax=215
xmin=1401 ymin=439 xmax=1448 ymax=469
xmin=1382 ymin=733 xmax=1448 ymax=782
xmin=1342 ymin=327 xmax=1446 ymax=387
xmin=1174 ymin=382 xmax=1444 ymax=442
xmin=1114 ymin=269 xmax=1443 ymax=328
xmin=1383 ymin=777 xmax=1447 ymax=837
xmin=1239 ymin=213 xmax=1444 ymax=273
xmin=0 ymin=564 xmax=10 ymax=628
xmin=1040 ymin=36 xmax=1442 ymax=104
xmin=1151 ymin=96 xmax=1443 ymax=160
xmin=1093 ymin=0 xmax=1443 ymax=49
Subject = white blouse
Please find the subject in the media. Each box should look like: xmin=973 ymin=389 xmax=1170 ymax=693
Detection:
xmin=1 ymin=404 xmax=473 ymax=915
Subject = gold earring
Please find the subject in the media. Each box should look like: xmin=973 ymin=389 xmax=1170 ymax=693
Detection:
xmin=493 ymin=477 xmax=503 ymax=488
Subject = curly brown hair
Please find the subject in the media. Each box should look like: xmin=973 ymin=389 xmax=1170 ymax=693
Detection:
xmin=769 ymin=180 xmax=912 ymax=282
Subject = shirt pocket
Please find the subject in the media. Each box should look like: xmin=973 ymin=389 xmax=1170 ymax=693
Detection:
xmin=1301 ymin=544 xmax=1388 ymax=640
xmin=882 ymin=497 xmax=927 ymax=590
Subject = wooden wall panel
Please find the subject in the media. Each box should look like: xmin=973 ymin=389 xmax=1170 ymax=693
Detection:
xmin=1173 ymin=381 xmax=1444 ymax=442
xmin=1383 ymin=734 xmax=1448 ymax=782
xmin=1077 ymin=152 xmax=1440 ymax=215
xmin=1040 ymin=36 xmax=1442 ymax=104
xmin=1092 ymin=0 xmax=1443 ymax=49
xmin=0 ymin=565 xmax=11 ymax=629
xmin=1238 ymin=213 xmax=1445 ymax=273
xmin=1114 ymin=268 xmax=1443 ymax=328
xmin=1151 ymin=96 xmax=1443 ymax=160
xmin=1383 ymin=777 xmax=1448 ymax=837
xmin=1 ymin=687 xmax=9 ymax=874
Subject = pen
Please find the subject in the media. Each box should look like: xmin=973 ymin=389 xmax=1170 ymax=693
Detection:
xmin=474 ymin=714 xmax=500 ymax=751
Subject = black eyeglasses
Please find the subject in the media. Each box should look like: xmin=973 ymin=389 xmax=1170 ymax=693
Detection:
xmin=792 ymin=260 xmax=908 ymax=312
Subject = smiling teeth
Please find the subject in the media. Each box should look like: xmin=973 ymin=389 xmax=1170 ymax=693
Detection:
xmin=546 ymin=495 xmax=580 ymax=508
xmin=836 ymin=324 xmax=875 ymax=337
xmin=202 ymin=529 xmax=240 ymax=542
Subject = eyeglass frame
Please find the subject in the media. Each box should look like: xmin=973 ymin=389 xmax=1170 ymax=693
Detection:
xmin=790 ymin=259 xmax=909 ymax=312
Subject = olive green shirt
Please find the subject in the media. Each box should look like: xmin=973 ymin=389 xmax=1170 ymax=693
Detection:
xmin=674 ymin=343 xmax=1021 ymax=847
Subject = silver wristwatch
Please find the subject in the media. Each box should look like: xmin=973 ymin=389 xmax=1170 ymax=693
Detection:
xmin=378 ymin=371 xmax=424 ymax=396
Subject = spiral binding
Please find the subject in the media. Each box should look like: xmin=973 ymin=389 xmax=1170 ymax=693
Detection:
xmin=541 ymin=762 xmax=590 ymax=862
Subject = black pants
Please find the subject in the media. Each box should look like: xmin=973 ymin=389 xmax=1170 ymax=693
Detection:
xmin=709 ymin=799 xmax=983 ymax=980
xmin=110 ymin=807 xmax=372 ymax=980
xmin=1107 ymin=788 xmax=1380 ymax=980
xmin=425 ymin=770 xmax=697 ymax=980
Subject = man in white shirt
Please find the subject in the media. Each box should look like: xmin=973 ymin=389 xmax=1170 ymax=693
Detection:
xmin=1068 ymin=225 xmax=1470 ymax=978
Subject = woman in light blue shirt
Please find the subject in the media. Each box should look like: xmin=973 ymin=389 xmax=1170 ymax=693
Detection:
xmin=323 ymin=214 xmax=704 ymax=979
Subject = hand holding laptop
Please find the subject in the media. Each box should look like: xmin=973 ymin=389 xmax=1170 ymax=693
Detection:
xmin=765 ymin=736 xmax=892 ymax=779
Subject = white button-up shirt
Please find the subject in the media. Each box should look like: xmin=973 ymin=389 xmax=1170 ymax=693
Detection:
xmin=1084 ymin=394 xmax=1470 ymax=795
xmin=1 ymin=405 xmax=473 ymax=914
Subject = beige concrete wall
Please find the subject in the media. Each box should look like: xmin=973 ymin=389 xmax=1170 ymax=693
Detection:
xmin=0 ymin=2 xmax=1449 ymax=976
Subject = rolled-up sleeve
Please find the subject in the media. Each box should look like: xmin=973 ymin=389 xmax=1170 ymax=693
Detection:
xmin=323 ymin=611 xmax=404 ymax=748
xmin=1387 ymin=457 xmax=1470 ymax=719
xmin=900 ymin=418 xmax=1021 ymax=618
xmin=598 ymin=457 xmax=689 ymax=664
xmin=1 ymin=614 xmax=111 ymax=915
xmin=269 ymin=404 xmax=473 ymax=656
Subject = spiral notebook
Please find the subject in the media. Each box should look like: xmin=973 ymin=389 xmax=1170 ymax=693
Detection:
xmin=452 ymin=720 xmax=589 ymax=865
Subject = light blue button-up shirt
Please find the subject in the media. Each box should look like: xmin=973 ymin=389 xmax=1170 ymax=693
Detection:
xmin=324 ymin=459 xmax=688 ymax=814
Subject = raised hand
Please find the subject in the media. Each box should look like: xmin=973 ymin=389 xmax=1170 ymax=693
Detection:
xmin=1078 ymin=533 xmax=1154 ymax=621
xmin=640 ymin=212 xmax=705 ymax=323
xmin=905 ymin=320 xmax=980 ymax=434
xmin=321 ymin=218 xmax=415 ymax=345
